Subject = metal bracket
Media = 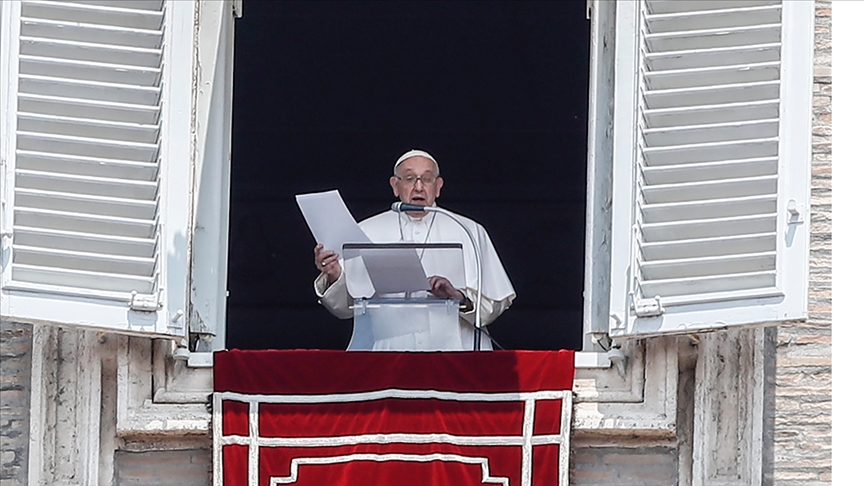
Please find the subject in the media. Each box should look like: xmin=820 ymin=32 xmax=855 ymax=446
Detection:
xmin=129 ymin=291 xmax=161 ymax=312
xmin=632 ymin=294 xmax=664 ymax=317
xmin=787 ymin=199 xmax=805 ymax=225
xmin=590 ymin=332 xmax=613 ymax=351
xmin=607 ymin=347 xmax=627 ymax=377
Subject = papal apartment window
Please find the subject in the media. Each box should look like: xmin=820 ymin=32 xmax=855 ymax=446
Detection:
xmin=226 ymin=1 xmax=591 ymax=351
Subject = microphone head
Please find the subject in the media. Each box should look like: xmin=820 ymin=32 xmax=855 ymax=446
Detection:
xmin=390 ymin=202 xmax=429 ymax=213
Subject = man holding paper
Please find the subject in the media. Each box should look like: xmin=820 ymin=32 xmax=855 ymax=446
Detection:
xmin=312 ymin=149 xmax=516 ymax=351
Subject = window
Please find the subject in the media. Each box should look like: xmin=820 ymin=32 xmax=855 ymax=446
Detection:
xmin=1 ymin=0 xmax=813 ymax=354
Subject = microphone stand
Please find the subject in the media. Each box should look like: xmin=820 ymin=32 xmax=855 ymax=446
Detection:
xmin=393 ymin=204 xmax=484 ymax=350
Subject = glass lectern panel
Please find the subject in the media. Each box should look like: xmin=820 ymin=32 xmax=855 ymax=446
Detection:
xmin=342 ymin=243 xmax=466 ymax=351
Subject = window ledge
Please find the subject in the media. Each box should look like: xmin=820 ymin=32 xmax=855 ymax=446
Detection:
xmin=183 ymin=350 xmax=614 ymax=370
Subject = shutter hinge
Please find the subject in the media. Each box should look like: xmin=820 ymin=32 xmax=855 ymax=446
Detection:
xmin=129 ymin=291 xmax=162 ymax=312
xmin=631 ymin=294 xmax=664 ymax=317
xmin=232 ymin=0 xmax=243 ymax=18
xmin=586 ymin=0 xmax=594 ymax=19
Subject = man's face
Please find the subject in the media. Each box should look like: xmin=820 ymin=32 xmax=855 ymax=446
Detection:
xmin=389 ymin=156 xmax=444 ymax=208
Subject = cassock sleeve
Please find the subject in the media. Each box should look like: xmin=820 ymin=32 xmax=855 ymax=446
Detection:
xmin=456 ymin=220 xmax=516 ymax=327
xmin=314 ymin=267 xmax=353 ymax=319
xmin=459 ymin=287 xmax=515 ymax=327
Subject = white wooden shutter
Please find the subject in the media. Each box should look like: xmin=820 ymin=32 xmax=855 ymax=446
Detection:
xmin=608 ymin=0 xmax=813 ymax=338
xmin=1 ymin=0 xmax=194 ymax=336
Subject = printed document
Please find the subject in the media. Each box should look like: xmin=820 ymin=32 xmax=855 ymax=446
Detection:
xmin=295 ymin=190 xmax=371 ymax=253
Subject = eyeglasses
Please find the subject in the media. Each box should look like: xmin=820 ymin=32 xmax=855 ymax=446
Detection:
xmin=395 ymin=174 xmax=439 ymax=186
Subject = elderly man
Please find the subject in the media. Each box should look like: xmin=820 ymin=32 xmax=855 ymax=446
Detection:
xmin=313 ymin=149 xmax=516 ymax=350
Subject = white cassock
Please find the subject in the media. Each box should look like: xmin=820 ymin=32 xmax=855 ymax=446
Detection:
xmin=315 ymin=208 xmax=516 ymax=351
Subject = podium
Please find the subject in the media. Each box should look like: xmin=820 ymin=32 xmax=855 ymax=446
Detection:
xmin=342 ymin=243 xmax=466 ymax=351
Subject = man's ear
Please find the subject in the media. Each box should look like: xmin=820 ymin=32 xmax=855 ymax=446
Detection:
xmin=435 ymin=176 xmax=444 ymax=197
xmin=390 ymin=176 xmax=399 ymax=197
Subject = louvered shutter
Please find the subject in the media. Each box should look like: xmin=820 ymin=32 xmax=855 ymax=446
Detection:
xmin=1 ymin=0 xmax=194 ymax=336
xmin=608 ymin=0 xmax=813 ymax=338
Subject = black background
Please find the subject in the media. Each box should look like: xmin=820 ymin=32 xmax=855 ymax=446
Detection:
xmin=227 ymin=1 xmax=590 ymax=351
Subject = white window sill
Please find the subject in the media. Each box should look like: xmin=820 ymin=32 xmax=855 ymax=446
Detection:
xmin=184 ymin=350 xmax=611 ymax=369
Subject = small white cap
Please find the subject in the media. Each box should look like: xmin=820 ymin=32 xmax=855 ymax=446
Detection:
xmin=394 ymin=149 xmax=439 ymax=174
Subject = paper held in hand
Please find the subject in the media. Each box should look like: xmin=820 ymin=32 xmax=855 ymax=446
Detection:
xmin=295 ymin=189 xmax=371 ymax=253
xmin=295 ymin=190 xmax=430 ymax=296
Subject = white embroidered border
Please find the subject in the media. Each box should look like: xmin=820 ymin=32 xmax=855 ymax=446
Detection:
xmin=269 ymin=453 xmax=510 ymax=486
xmin=212 ymin=389 xmax=572 ymax=486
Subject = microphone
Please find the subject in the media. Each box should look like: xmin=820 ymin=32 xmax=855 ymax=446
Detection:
xmin=388 ymin=200 xmax=485 ymax=351
xmin=391 ymin=202 xmax=429 ymax=213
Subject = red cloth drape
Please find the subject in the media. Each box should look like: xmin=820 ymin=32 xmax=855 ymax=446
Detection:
xmin=214 ymin=350 xmax=575 ymax=486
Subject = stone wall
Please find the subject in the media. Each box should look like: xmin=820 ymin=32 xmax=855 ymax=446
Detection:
xmin=571 ymin=446 xmax=678 ymax=486
xmin=767 ymin=1 xmax=833 ymax=484
xmin=0 ymin=322 xmax=32 ymax=486
xmin=114 ymin=449 xmax=211 ymax=486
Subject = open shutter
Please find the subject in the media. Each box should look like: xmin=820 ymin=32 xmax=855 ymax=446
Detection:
xmin=608 ymin=0 xmax=813 ymax=338
xmin=1 ymin=0 xmax=194 ymax=336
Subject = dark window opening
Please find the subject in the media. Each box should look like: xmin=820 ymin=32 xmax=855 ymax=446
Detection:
xmin=227 ymin=1 xmax=590 ymax=350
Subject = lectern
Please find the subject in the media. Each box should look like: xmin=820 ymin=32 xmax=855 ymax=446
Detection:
xmin=342 ymin=243 xmax=465 ymax=351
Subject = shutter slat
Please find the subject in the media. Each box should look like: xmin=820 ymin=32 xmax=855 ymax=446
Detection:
xmin=643 ymin=138 xmax=778 ymax=166
xmin=13 ymin=245 xmax=156 ymax=277
xmin=640 ymin=252 xmax=775 ymax=280
xmin=19 ymin=93 xmax=159 ymax=124
xmin=15 ymin=188 xmax=157 ymax=220
xmin=22 ymin=1 xmax=164 ymax=30
xmin=644 ymin=101 xmax=779 ymax=128
xmin=46 ymin=1 xmax=165 ymax=14
xmin=17 ymin=132 xmax=159 ymax=162
xmin=645 ymin=62 xmax=780 ymax=90
xmin=15 ymin=169 xmax=157 ymax=199
xmin=642 ymin=195 xmax=777 ymax=223
xmin=16 ymin=151 xmax=157 ymax=180
xmin=20 ymin=17 xmax=163 ymax=48
xmin=643 ymin=119 xmax=778 ymax=146
xmin=646 ymin=44 xmax=780 ymax=71
xmin=20 ymin=55 xmax=160 ymax=85
xmin=642 ymin=157 xmax=777 ymax=185
xmin=14 ymin=208 xmax=157 ymax=239
xmin=641 ymin=233 xmax=775 ymax=260
xmin=647 ymin=1 xmax=778 ymax=16
xmin=20 ymin=36 xmax=161 ymax=67
xmin=645 ymin=5 xmax=781 ymax=34
xmin=20 ymin=74 xmax=160 ymax=105
xmin=11 ymin=264 xmax=156 ymax=294
xmin=18 ymin=112 xmax=158 ymax=144
xmin=640 ymin=271 xmax=776 ymax=298
xmin=645 ymin=24 xmax=781 ymax=52
xmin=641 ymin=214 xmax=776 ymax=243
xmin=14 ymin=227 xmax=157 ymax=258
xmin=641 ymin=175 xmax=777 ymax=204
xmin=645 ymin=80 xmax=779 ymax=109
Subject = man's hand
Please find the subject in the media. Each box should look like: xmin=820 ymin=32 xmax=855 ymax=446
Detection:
xmin=314 ymin=244 xmax=342 ymax=284
xmin=428 ymin=275 xmax=466 ymax=302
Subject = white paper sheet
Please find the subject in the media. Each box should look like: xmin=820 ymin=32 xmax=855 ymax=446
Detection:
xmin=295 ymin=190 xmax=371 ymax=253
xmin=342 ymin=245 xmax=431 ymax=297
xmin=360 ymin=247 xmax=431 ymax=296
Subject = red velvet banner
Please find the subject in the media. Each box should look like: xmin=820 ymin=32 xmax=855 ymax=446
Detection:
xmin=213 ymin=350 xmax=575 ymax=486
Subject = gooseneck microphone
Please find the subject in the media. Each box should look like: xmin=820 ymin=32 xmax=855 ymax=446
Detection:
xmin=390 ymin=202 xmax=429 ymax=213
xmin=390 ymin=201 xmax=485 ymax=351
